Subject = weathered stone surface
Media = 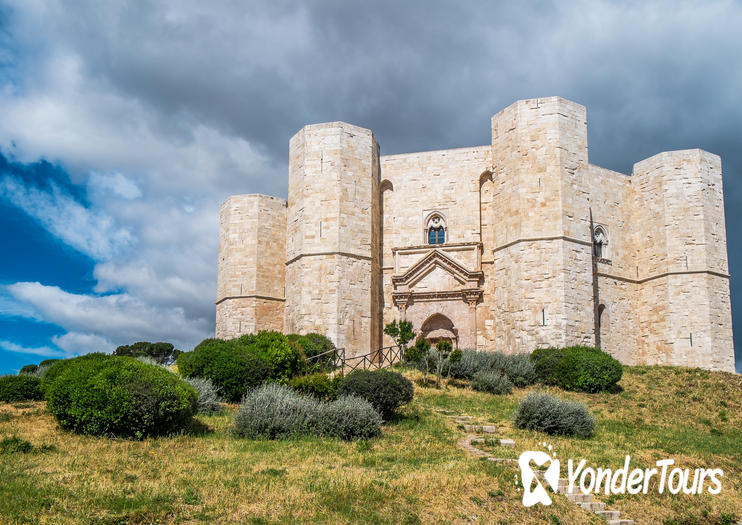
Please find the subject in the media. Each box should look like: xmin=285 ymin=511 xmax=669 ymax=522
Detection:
xmin=215 ymin=96 xmax=734 ymax=371
xmin=215 ymin=194 xmax=286 ymax=339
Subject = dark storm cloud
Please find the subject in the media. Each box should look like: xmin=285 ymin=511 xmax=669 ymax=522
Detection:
xmin=0 ymin=0 xmax=740 ymax=365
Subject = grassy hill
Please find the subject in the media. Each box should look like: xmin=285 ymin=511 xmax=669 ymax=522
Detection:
xmin=0 ymin=365 xmax=739 ymax=524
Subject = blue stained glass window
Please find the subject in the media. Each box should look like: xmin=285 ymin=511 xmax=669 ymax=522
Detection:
xmin=428 ymin=227 xmax=445 ymax=245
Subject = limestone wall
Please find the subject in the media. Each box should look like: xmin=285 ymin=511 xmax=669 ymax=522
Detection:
xmin=583 ymin=164 xmax=638 ymax=362
xmin=487 ymin=97 xmax=595 ymax=353
xmin=285 ymin=122 xmax=381 ymax=356
xmin=215 ymin=194 xmax=286 ymax=339
xmin=379 ymin=146 xmax=489 ymax=346
xmin=632 ymin=150 xmax=734 ymax=371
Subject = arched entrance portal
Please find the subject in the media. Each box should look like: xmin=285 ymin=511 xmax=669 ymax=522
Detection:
xmin=421 ymin=313 xmax=458 ymax=349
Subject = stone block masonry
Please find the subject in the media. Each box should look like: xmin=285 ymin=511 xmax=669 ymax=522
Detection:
xmin=215 ymin=96 xmax=735 ymax=372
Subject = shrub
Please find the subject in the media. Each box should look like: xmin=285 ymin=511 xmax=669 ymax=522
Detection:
xmin=177 ymin=339 xmax=272 ymax=402
xmin=514 ymin=392 xmax=595 ymax=437
xmin=289 ymin=373 xmax=339 ymax=401
xmin=290 ymin=333 xmax=336 ymax=372
xmin=405 ymin=336 xmax=430 ymax=365
xmin=29 ymin=363 xmax=54 ymax=379
xmin=338 ymin=369 xmax=414 ymax=420
xmin=39 ymin=359 xmax=61 ymax=368
xmin=233 ymin=383 xmax=381 ymax=441
xmin=184 ymin=376 xmax=222 ymax=414
xmin=115 ymin=341 xmax=180 ymax=365
xmin=448 ymin=350 xmax=536 ymax=387
xmin=493 ymin=352 xmax=536 ymax=387
xmin=530 ymin=346 xmax=622 ymax=393
xmin=0 ymin=375 xmax=43 ymax=402
xmin=237 ymin=331 xmax=303 ymax=382
xmin=19 ymin=364 xmax=38 ymax=375
xmin=45 ymin=355 xmax=197 ymax=438
xmin=40 ymin=354 xmax=108 ymax=394
xmin=135 ymin=356 xmax=165 ymax=368
xmin=233 ymin=383 xmax=322 ymax=439
xmin=319 ymin=395 xmax=382 ymax=440
xmin=471 ymin=371 xmax=513 ymax=395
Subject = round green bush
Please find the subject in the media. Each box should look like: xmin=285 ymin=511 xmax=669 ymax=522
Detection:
xmin=46 ymin=355 xmax=197 ymax=438
xmin=289 ymin=373 xmax=340 ymax=401
xmin=514 ymin=392 xmax=595 ymax=437
xmin=338 ymin=369 xmax=414 ymax=420
xmin=177 ymin=339 xmax=271 ymax=402
xmin=40 ymin=354 xmax=108 ymax=394
xmin=0 ymin=375 xmax=43 ymax=402
xmin=471 ymin=370 xmax=513 ymax=395
xmin=238 ymin=331 xmax=303 ymax=382
xmin=530 ymin=347 xmax=564 ymax=383
xmin=19 ymin=364 xmax=38 ymax=375
xmin=290 ymin=333 xmax=336 ymax=372
xmin=530 ymin=346 xmax=622 ymax=393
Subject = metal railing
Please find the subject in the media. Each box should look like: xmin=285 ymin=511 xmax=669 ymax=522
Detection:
xmin=304 ymin=345 xmax=404 ymax=375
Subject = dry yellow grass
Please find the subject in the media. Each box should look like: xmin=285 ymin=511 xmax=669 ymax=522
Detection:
xmin=0 ymin=365 xmax=739 ymax=524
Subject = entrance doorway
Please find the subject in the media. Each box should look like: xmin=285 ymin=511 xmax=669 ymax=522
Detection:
xmin=421 ymin=313 xmax=458 ymax=349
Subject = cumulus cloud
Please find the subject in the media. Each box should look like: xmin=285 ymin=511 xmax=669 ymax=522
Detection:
xmin=88 ymin=172 xmax=142 ymax=200
xmin=51 ymin=332 xmax=113 ymax=355
xmin=7 ymin=282 xmax=209 ymax=351
xmin=0 ymin=175 xmax=134 ymax=260
xmin=0 ymin=340 xmax=64 ymax=358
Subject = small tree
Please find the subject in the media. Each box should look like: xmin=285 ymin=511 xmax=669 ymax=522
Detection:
xmin=114 ymin=342 xmax=181 ymax=365
xmin=434 ymin=340 xmax=453 ymax=388
xmin=384 ymin=320 xmax=416 ymax=354
xmin=407 ymin=336 xmax=432 ymax=379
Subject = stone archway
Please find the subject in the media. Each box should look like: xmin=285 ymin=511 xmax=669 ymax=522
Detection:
xmin=421 ymin=313 xmax=458 ymax=349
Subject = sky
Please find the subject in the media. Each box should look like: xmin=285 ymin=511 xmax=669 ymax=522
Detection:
xmin=0 ymin=0 xmax=740 ymax=373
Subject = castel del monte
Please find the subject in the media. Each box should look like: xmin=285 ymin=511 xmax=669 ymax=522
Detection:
xmin=215 ymin=96 xmax=735 ymax=373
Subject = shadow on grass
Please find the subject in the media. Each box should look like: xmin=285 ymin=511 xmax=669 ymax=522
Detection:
xmin=184 ymin=418 xmax=213 ymax=437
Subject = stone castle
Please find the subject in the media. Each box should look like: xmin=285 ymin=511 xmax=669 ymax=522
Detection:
xmin=216 ymin=96 xmax=735 ymax=372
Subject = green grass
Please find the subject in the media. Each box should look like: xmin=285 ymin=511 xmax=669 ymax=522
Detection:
xmin=0 ymin=365 xmax=739 ymax=524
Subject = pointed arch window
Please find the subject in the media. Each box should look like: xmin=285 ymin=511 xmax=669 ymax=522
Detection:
xmin=426 ymin=214 xmax=446 ymax=245
xmin=593 ymin=225 xmax=608 ymax=259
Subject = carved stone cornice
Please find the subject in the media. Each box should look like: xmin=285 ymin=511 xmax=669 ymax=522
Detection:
xmin=392 ymin=249 xmax=483 ymax=290
xmin=392 ymin=288 xmax=482 ymax=305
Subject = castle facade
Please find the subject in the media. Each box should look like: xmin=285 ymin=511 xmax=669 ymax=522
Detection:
xmin=216 ymin=96 xmax=735 ymax=372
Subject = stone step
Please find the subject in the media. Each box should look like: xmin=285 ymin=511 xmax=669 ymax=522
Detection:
xmin=607 ymin=521 xmax=634 ymax=525
xmin=566 ymin=492 xmax=592 ymax=503
xmin=499 ymin=438 xmax=515 ymax=447
xmin=462 ymin=424 xmax=497 ymax=433
xmin=579 ymin=501 xmax=605 ymax=512
xmin=595 ymin=510 xmax=621 ymax=521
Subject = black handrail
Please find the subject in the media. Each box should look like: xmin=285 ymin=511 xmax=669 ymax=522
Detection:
xmin=303 ymin=344 xmax=404 ymax=375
